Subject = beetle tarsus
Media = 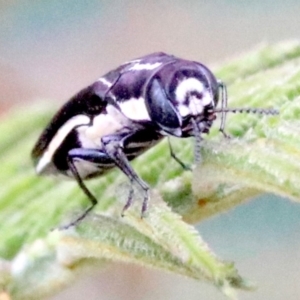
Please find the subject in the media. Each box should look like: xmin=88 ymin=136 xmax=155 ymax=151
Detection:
xmin=58 ymin=157 xmax=98 ymax=230
xmin=58 ymin=204 xmax=96 ymax=230
xmin=121 ymin=182 xmax=134 ymax=217
xmin=219 ymin=128 xmax=232 ymax=139
xmin=141 ymin=187 xmax=150 ymax=218
xmin=168 ymin=137 xmax=192 ymax=171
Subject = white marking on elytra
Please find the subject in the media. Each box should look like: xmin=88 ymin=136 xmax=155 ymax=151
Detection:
xmin=107 ymin=104 xmax=130 ymax=126
xmin=36 ymin=115 xmax=90 ymax=174
xmin=77 ymin=105 xmax=130 ymax=149
xmin=98 ymin=77 xmax=112 ymax=87
xmin=129 ymin=62 xmax=162 ymax=71
xmin=175 ymin=78 xmax=213 ymax=116
xmin=119 ymin=97 xmax=151 ymax=121
xmin=124 ymin=58 xmax=141 ymax=65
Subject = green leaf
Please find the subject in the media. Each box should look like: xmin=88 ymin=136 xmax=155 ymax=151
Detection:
xmin=1 ymin=41 xmax=300 ymax=299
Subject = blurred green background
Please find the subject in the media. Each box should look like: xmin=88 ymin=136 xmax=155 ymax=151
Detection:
xmin=1 ymin=1 xmax=300 ymax=299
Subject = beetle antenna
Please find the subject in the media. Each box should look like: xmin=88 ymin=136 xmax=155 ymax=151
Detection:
xmin=216 ymin=80 xmax=279 ymax=138
xmin=191 ymin=118 xmax=202 ymax=165
xmin=214 ymin=107 xmax=279 ymax=115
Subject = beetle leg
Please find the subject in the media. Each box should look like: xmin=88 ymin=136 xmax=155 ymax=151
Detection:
xmin=168 ymin=137 xmax=192 ymax=171
xmin=121 ymin=179 xmax=134 ymax=217
xmin=102 ymin=134 xmax=150 ymax=217
xmin=58 ymin=148 xmax=114 ymax=229
xmin=111 ymin=147 xmax=149 ymax=217
xmin=217 ymin=80 xmax=231 ymax=139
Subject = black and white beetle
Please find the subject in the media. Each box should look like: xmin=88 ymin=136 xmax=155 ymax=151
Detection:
xmin=32 ymin=52 xmax=278 ymax=229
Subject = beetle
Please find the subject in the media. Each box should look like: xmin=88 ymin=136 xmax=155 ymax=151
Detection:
xmin=32 ymin=52 xmax=278 ymax=229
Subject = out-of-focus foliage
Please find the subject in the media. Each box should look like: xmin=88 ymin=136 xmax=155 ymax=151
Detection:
xmin=1 ymin=41 xmax=300 ymax=299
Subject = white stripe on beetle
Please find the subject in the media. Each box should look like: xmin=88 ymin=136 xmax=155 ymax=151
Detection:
xmin=36 ymin=115 xmax=90 ymax=174
xmin=77 ymin=105 xmax=126 ymax=148
xmin=128 ymin=62 xmax=162 ymax=71
xmin=175 ymin=78 xmax=213 ymax=116
xmin=118 ymin=97 xmax=151 ymax=121
xmin=98 ymin=77 xmax=112 ymax=87
xmin=175 ymin=78 xmax=205 ymax=103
